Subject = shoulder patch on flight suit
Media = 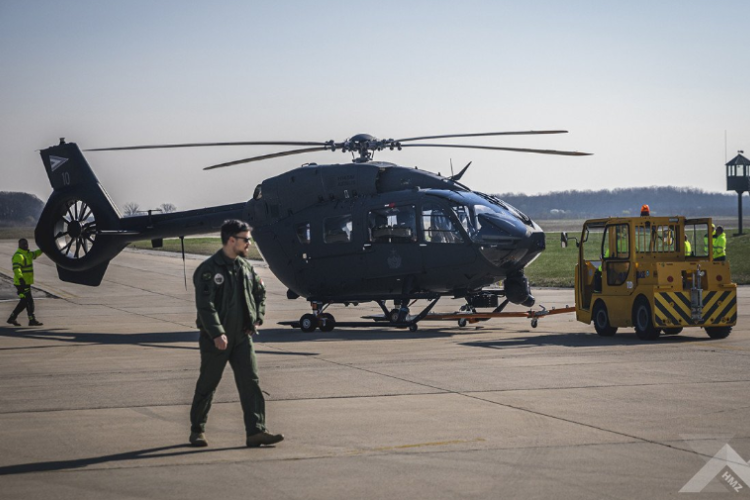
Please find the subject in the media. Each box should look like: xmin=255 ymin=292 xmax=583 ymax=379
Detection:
xmin=214 ymin=273 xmax=225 ymax=285
xmin=202 ymin=272 xmax=212 ymax=281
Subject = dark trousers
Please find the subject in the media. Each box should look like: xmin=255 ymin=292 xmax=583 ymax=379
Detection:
xmin=190 ymin=333 xmax=266 ymax=436
xmin=11 ymin=285 xmax=34 ymax=319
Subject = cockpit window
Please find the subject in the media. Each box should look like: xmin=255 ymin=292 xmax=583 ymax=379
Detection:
xmin=449 ymin=203 xmax=473 ymax=234
xmin=437 ymin=190 xmax=532 ymax=225
xmin=422 ymin=204 xmax=463 ymax=244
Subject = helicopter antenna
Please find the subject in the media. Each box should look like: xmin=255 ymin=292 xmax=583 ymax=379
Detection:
xmin=450 ymin=161 xmax=472 ymax=182
xmin=450 ymin=158 xmax=454 ymax=177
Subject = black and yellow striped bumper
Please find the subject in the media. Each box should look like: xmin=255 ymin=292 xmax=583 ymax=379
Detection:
xmin=654 ymin=290 xmax=737 ymax=327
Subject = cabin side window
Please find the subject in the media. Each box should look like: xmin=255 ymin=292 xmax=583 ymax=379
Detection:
xmin=422 ymin=204 xmax=462 ymax=243
xmin=368 ymin=205 xmax=417 ymax=243
xmin=323 ymin=215 xmax=352 ymax=244
xmin=602 ymin=224 xmax=630 ymax=286
xmin=685 ymin=222 xmax=710 ymax=258
xmin=296 ymin=222 xmax=311 ymax=244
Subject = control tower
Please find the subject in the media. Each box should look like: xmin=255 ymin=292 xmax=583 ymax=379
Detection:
xmin=726 ymin=151 xmax=750 ymax=235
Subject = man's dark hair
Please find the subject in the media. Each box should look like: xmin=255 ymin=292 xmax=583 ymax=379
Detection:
xmin=18 ymin=238 xmax=28 ymax=246
xmin=221 ymin=220 xmax=251 ymax=245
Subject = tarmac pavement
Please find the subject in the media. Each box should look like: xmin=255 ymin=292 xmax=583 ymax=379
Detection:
xmin=0 ymin=240 xmax=748 ymax=499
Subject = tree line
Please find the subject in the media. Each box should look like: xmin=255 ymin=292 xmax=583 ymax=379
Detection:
xmin=0 ymin=192 xmax=177 ymax=225
xmin=495 ymin=186 xmax=747 ymax=219
xmin=0 ymin=192 xmax=45 ymax=226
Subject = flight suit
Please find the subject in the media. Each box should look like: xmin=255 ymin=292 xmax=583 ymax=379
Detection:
xmin=190 ymin=250 xmax=267 ymax=436
xmin=10 ymin=248 xmax=43 ymax=322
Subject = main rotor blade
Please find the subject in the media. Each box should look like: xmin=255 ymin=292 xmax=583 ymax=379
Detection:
xmin=394 ymin=130 xmax=568 ymax=143
xmin=86 ymin=141 xmax=327 ymax=152
xmin=204 ymin=146 xmax=328 ymax=170
xmin=399 ymin=143 xmax=592 ymax=156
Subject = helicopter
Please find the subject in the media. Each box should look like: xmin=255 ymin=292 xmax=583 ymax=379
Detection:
xmin=33 ymin=131 xmax=591 ymax=332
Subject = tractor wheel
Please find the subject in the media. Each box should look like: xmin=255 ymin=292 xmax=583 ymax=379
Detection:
xmin=705 ymin=326 xmax=731 ymax=339
xmin=633 ymin=297 xmax=659 ymax=341
xmin=593 ymin=301 xmax=617 ymax=336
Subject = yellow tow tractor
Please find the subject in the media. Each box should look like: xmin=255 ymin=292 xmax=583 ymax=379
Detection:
xmin=562 ymin=215 xmax=737 ymax=340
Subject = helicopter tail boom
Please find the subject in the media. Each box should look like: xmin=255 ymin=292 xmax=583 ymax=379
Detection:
xmin=34 ymin=140 xmax=246 ymax=286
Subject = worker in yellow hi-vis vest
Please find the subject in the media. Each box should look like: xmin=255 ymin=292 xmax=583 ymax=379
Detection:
xmin=7 ymin=238 xmax=44 ymax=327
xmin=713 ymin=226 xmax=727 ymax=262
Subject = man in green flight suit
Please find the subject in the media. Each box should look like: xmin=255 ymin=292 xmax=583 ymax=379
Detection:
xmin=189 ymin=220 xmax=284 ymax=448
xmin=7 ymin=238 xmax=44 ymax=327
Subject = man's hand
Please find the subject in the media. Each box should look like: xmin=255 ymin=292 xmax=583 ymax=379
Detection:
xmin=213 ymin=334 xmax=228 ymax=350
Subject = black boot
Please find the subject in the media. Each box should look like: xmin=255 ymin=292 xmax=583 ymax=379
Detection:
xmin=28 ymin=317 xmax=43 ymax=327
xmin=6 ymin=315 xmax=20 ymax=326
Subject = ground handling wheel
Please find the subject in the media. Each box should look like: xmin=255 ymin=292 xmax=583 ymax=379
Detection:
xmin=389 ymin=308 xmax=409 ymax=323
xmin=593 ymin=301 xmax=617 ymax=337
xmin=633 ymin=297 xmax=659 ymax=341
xmin=705 ymin=326 xmax=731 ymax=339
xmin=300 ymin=313 xmax=318 ymax=333
xmin=318 ymin=313 xmax=335 ymax=332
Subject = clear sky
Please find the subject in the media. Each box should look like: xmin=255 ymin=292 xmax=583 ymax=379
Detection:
xmin=1 ymin=0 xmax=749 ymax=212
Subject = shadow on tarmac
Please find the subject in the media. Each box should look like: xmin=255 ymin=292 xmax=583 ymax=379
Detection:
xmin=0 ymin=444 xmax=262 ymax=476
xmin=463 ymin=331 xmax=716 ymax=349
xmin=0 ymin=327 xmax=318 ymax=356
xmin=256 ymin=326 xmax=482 ymax=343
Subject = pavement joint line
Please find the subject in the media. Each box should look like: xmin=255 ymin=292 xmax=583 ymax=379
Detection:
xmin=458 ymin=392 xmax=726 ymax=463
xmin=5 ymin=376 xmax=750 ymax=414
xmin=283 ymin=353 xmax=743 ymax=463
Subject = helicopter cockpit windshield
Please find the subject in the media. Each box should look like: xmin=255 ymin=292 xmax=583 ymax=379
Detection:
xmin=436 ymin=191 xmax=532 ymax=245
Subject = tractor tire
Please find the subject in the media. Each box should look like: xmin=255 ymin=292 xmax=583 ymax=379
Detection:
xmin=633 ymin=297 xmax=659 ymax=341
xmin=705 ymin=326 xmax=731 ymax=339
xmin=593 ymin=301 xmax=617 ymax=336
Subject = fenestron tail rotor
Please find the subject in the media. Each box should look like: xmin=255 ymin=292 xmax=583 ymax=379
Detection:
xmin=53 ymin=199 xmax=97 ymax=259
xmin=85 ymin=129 xmax=592 ymax=170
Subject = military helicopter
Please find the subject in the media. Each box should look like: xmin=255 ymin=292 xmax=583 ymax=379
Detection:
xmin=34 ymin=131 xmax=590 ymax=332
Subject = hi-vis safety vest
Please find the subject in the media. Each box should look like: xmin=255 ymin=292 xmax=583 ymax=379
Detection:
xmin=684 ymin=239 xmax=692 ymax=256
xmin=713 ymin=232 xmax=727 ymax=259
xmin=12 ymin=248 xmax=42 ymax=286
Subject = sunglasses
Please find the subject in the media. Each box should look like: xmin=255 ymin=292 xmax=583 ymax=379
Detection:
xmin=233 ymin=236 xmax=251 ymax=243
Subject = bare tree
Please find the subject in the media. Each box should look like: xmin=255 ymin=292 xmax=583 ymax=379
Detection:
xmin=122 ymin=202 xmax=140 ymax=217
xmin=159 ymin=203 xmax=177 ymax=214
